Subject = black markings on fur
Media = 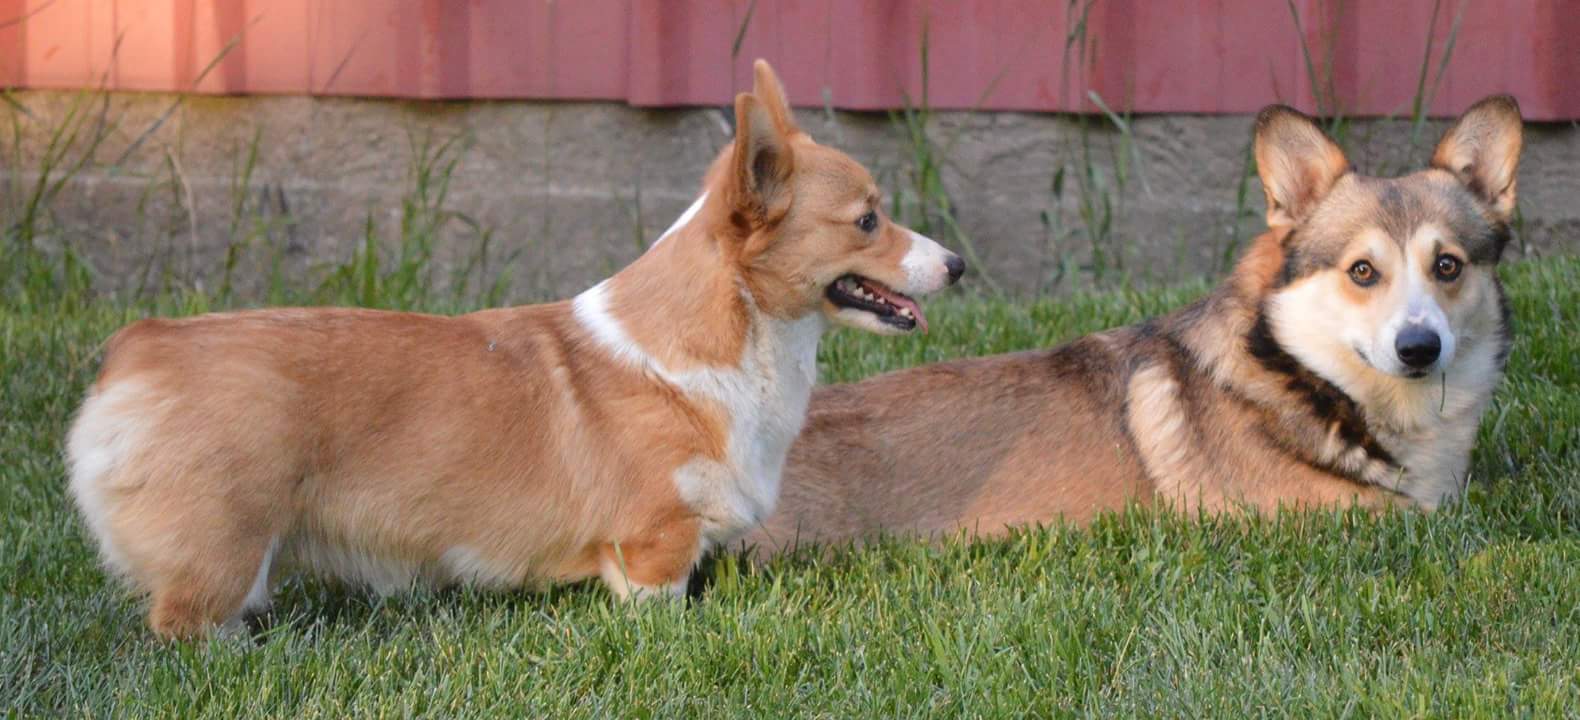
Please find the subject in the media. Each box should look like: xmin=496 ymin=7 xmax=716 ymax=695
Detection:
xmin=1250 ymin=421 xmax=1354 ymax=478
xmin=1047 ymin=334 xmax=1123 ymax=384
xmin=751 ymin=145 xmax=779 ymax=195
xmin=1246 ymin=312 xmax=1399 ymax=470
xmin=1277 ymin=252 xmax=1300 ymax=288
xmin=1377 ymin=183 xmax=1406 ymax=218
xmin=1439 ymin=184 xmax=1509 ymax=265
xmin=1485 ymin=221 xmax=1512 ymax=263
xmin=1461 ymin=170 xmax=1487 ymax=205
xmin=1494 ymin=281 xmax=1514 ymax=365
xmin=1131 ymin=319 xmax=1162 ymax=345
xmin=1274 ymin=230 xmax=1327 ymax=288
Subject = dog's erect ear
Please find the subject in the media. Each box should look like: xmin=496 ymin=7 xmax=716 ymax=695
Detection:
xmin=730 ymin=92 xmax=795 ymax=224
xmin=751 ymin=59 xmax=798 ymax=134
xmin=1432 ymin=95 xmax=1523 ymax=222
xmin=1253 ymin=105 xmax=1350 ymax=228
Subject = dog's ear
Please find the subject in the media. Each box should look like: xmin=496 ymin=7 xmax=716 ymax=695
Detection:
xmin=1432 ymin=95 xmax=1522 ymax=222
xmin=730 ymin=92 xmax=795 ymax=224
xmin=751 ymin=59 xmax=798 ymax=134
xmin=1254 ymin=105 xmax=1350 ymax=228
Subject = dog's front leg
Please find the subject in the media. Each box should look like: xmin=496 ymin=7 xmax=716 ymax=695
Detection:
xmin=596 ymin=517 xmax=703 ymax=600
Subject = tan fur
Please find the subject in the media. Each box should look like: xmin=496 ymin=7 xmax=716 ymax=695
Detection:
xmin=1125 ymin=363 xmax=1227 ymax=511
xmin=65 ymin=60 xmax=962 ymax=638
xmin=750 ymin=97 xmax=1520 ymax=553
xmin=1255 ymin=106 xmax=1351 ymax=228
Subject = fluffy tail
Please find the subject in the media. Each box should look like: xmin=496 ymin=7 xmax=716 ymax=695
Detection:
xmin=65 ymin=380 xmax=155 ymax=579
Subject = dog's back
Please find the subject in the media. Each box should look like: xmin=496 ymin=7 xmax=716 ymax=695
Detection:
xmin=761 ymin=338 xmax=1148 ymax=545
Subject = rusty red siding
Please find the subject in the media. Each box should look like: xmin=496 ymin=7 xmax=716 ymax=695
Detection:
xmin=2 ymin=1 xmax=1576 ymax=120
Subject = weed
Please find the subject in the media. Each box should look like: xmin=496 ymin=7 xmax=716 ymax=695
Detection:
xmin=886 ymin=17 xmax=1003 ymax=292
xmin=1220 ymin=137 xmax=1262 ymax=273
xmin=1408 ymin=0 xmax=1469 ymax=150
xmin=1 ymin=87 xmax=116 ymax=311
xmin=311 ymin=128 xmax=510 ymax=311
xmin=1039 ymin=0 xmax=1143 ymax=291
xmin=1 ymin=90 xmax=514 ymax=312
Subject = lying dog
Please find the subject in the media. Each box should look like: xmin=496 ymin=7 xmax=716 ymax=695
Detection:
xmin=752 ymin=96 xmax=1521 ymax=551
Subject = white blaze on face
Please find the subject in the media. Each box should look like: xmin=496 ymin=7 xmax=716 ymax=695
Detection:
xmin=900 ymin=230 xmax=955 ymax=294
xmin=1375 ymin=224 xmax=1457 ymax=375
xmin=648 ymin=192 xmax=709 ymax=250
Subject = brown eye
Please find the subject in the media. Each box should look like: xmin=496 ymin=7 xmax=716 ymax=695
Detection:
xmin=1348 ymin=260 xmax=1379 ymax=287
xmin=1434 ymin=254 xmax=1463 ymax=282
xmin=856 ymin=211 xmax=878 ymax=233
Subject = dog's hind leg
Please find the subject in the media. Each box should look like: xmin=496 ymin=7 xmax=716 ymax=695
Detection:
xmin=132 ymin=467 xmax=293 ymax=639
xmin=69 ymin=381 xmax=298 ymax=639
xmin=146 ymin=534 xmax=279 ymax=640
xmin=134 ymin=459 xmax=298 ymax=640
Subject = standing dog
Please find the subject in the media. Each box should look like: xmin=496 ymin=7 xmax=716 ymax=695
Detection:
xmin=750 ymin=97 xmax=1520 ymax=551
xmin=66 ymin=60 xmax=964 ymax=638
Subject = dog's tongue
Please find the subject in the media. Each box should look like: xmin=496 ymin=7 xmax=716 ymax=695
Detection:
xmin=866 ymin=281 xmax=928 ymax=333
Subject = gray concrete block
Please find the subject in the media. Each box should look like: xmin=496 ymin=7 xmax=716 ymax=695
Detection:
xmin=3 ymin=91 xmax=1574 ymax=301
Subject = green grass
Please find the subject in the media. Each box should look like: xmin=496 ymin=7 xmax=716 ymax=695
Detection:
xmin=3 ymin=257 xmax=1577 ymax=718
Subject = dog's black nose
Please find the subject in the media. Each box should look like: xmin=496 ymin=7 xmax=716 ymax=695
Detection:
xmin=945 ymin=254 xmax=966 ymax=284
xmin=1395 ymin=325 xmax=1442 ymax=369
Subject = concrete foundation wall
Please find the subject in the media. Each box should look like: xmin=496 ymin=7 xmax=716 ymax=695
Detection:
xmin=5 ymin=91 xmax=1577 ymax=300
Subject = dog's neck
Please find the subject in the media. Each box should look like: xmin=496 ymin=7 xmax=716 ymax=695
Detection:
xmin=573 ymin=209 xmax=824 ymax=379
xmin=570 ymin=213 xmax=826 ymax=542
xmin=1174 ymin=228 xmax=1292 ymax=387
xmin=591 ymin=219 xmax=755 ymax=372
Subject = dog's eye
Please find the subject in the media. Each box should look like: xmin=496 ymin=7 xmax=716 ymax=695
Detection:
xmin=855 ymin=211 xmax=878 ymax=233
xmin=1434 ymin=254 xmax=1463 ymax=282
xmin=1348 ymin=260 xmax=1379 ymax=286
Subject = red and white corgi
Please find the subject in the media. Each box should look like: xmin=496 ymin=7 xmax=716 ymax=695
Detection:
xmin=66 ymin=60 xmax=964 ymax=638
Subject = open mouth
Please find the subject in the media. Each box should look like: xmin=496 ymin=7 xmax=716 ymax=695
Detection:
xmin=825 ymin=274 xmax=927 ymax=332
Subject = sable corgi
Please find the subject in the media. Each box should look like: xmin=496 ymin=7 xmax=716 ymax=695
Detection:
xmin=66 ymin=60 xmax=964 ymax=638
xmin=749 ymin=96 xmax=1520 ymax=552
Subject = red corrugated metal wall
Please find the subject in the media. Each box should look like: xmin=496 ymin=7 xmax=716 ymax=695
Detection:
xmin=2 ymin=0 xmax=1576 ymax=120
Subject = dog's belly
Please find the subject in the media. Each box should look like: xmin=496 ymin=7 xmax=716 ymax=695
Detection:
xmin=278 ymin=476 xmax=588 ymax=594
xmin=282 ymin=534 xmax=434 ymax=594
xmin=279 ymin=533 xmax=539 ymax=594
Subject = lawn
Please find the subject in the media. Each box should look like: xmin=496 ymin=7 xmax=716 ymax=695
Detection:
xmin=2 ymin=257 xmax=1577 ymax=717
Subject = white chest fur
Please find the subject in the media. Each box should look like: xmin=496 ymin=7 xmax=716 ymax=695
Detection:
xmin=1368 ymin=336 xmax=1503 ymax=508
xmin=672 ymin=311 xmax=823 ymax=544
xmin=573 ymin=281 xmax=823 ymax=544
